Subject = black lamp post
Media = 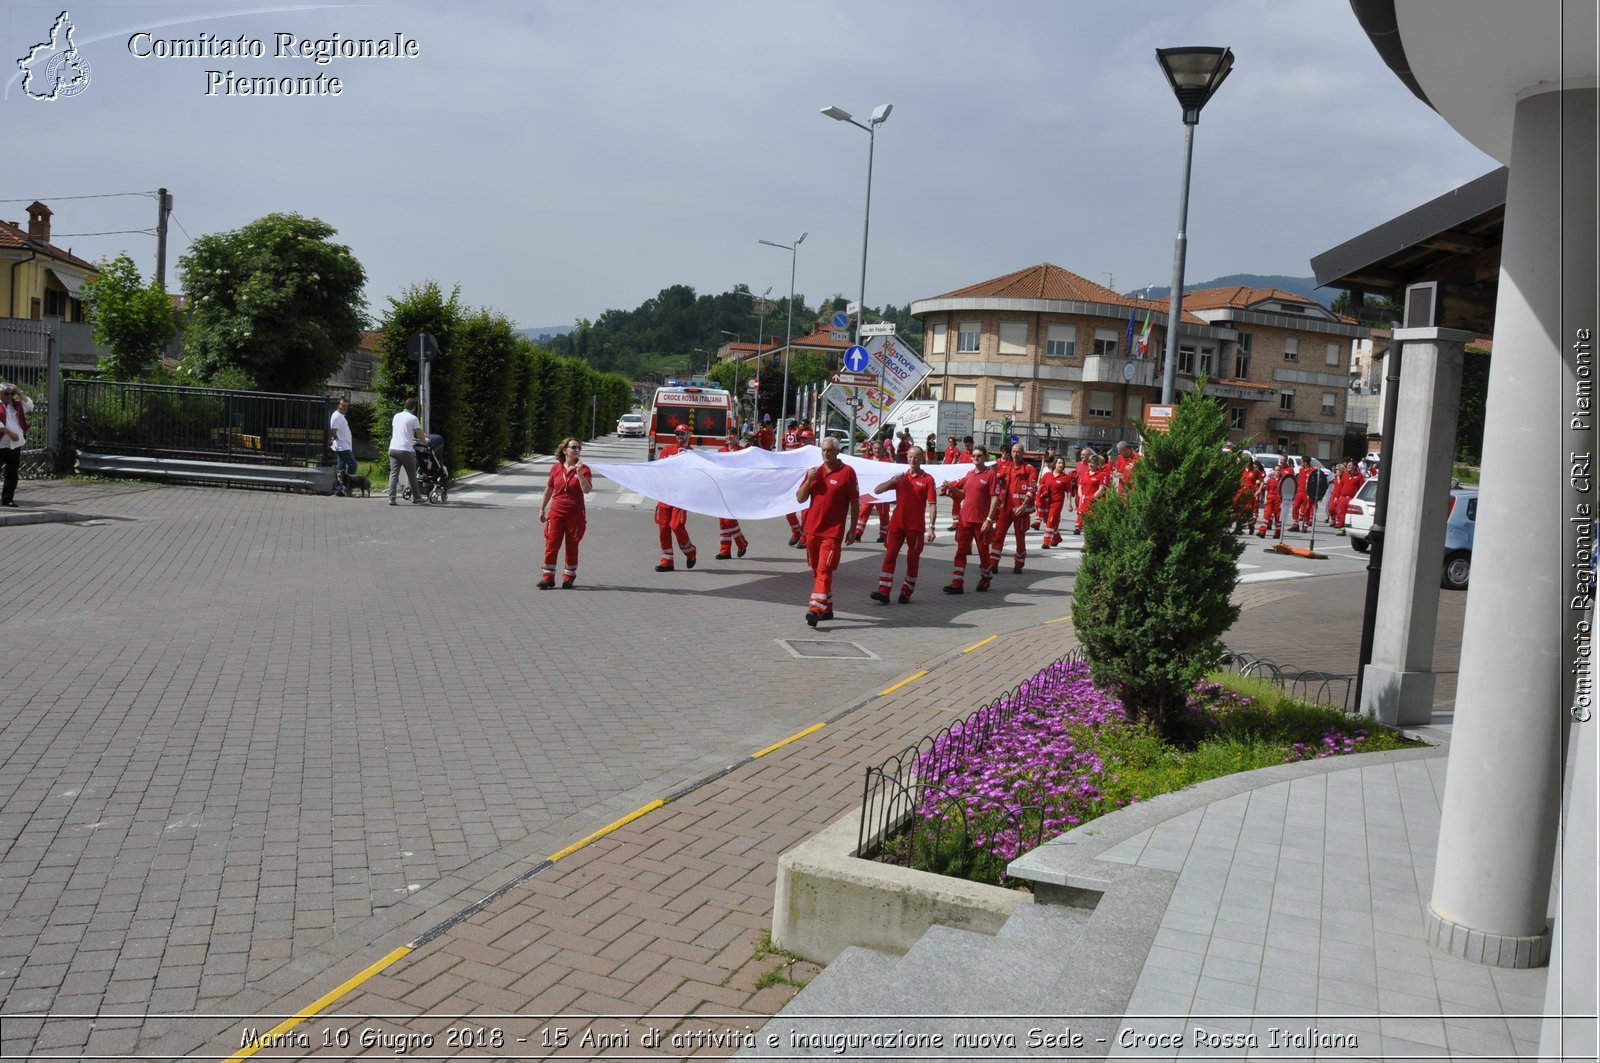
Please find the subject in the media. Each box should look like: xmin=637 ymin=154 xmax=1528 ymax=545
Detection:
xmin=1155 ymin=46 xmax=1234 ymax=406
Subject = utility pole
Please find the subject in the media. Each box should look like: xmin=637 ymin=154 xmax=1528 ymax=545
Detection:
xmin=154 ymin=188 xmax=172 ymax=290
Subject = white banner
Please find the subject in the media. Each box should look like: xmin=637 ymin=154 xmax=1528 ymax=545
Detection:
xmin=823 ymin=333 xmax=930 ymax=438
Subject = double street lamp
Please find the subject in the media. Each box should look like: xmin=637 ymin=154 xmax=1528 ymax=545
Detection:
xmin=1155 ymin=47 xmax=1233 ymax=406
xmin=719 ymin=329 xmax=742 ymax=425
xmin=759 ymin=232 xmax=806 ymax=432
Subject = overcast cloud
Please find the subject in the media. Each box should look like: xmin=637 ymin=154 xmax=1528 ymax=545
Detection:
xmin=4 ymin=0 xmax=1498 ymax=331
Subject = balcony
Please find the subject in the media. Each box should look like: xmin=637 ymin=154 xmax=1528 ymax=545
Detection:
xmin=1080 ymin=355 xmax=1158 ymax=387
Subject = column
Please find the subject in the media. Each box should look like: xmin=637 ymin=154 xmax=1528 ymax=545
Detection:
xmin=1361 ymin=327 xmax=1468 ymax=725
xmin=1427 ymin=88 xmax=1597 ymax=967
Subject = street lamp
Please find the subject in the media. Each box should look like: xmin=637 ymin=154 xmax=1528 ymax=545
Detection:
xmin=823 ymin=102 xmax=892 ymax=452
xmin=759 ymin=232 xmax=807 ymax=435
xmin=692 ymin=348 xmax=708 ymax=380
xmin=719 ymin=330 xmax=741 ymax=425
xmin=1155 ymin=46 xmax=1233 ymax=406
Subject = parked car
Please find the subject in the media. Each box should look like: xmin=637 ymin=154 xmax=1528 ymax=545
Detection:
xmin=1250 ymin=453 xmax=1330 ymax=475
xmin=1344 ymin=481 xmax=1477 ymax=590
xmin=616 ymin=412 xmax=646 ymax=438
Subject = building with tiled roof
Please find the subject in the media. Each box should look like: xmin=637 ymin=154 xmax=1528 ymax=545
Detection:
xmin=0 ymin=202 xmax=96 ymax=323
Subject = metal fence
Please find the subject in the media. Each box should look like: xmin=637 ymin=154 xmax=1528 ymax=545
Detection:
xmin=858 ymin=647 xmax=1360 ymax=880
xmin=61 ymin=380 xmax=333 ymax=467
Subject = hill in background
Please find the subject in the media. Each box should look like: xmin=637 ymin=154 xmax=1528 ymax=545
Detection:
xmin=516 ymin=325 xmax=576 ymax=343
xmin=1129 ymin=273 xmax=1333 ymax=307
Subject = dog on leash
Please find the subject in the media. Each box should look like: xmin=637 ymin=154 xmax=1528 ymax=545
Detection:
xmin=337 ymin=467 xmax=371 ymax=498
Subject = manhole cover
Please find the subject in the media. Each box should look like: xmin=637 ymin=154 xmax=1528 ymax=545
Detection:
xmin=777 ymin=639 xmax=879 ymax=661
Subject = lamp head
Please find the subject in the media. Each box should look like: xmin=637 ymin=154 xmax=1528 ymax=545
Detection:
xmin=1155 ymin=46 xmax=1234 ymax=125
xmin=820 ymin=105 xmax=852 ymax=122
xmin=870 ymin=103 xmax=893 ymax=124
xmin=796 ymin=231 xmax=807 ymax=246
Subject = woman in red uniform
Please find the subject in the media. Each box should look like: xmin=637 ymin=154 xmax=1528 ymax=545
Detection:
xmin=1038 ymin=455 xmax=1070 ymax=548
xmin=537 ymin=437 xmax=592 ymax=589
xmin=1074 ymin=451 xmax=1109 ymax=533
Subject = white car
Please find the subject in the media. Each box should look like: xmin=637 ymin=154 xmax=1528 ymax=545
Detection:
xmin=616 ymin=413 xmax=645 ymax=438
xmin=1345 ymin=478 xmax=1380 ymax=550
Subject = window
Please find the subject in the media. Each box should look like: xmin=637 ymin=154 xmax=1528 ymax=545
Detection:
xmin=930 ymin=322 xmax=947 ymax=355
xmin=1178 ymin=344 xmax=1196 ymax=374
xmin=1279 ymin=389 xmax=1295 ymax=411
xmin=952 ymin=382 xmax=978 ymax=404
xmin=1326 ymin=342 xmax=1341 ymax=367
xmin=1233 ymin=350 xmax=1251 ymax=378
xmin=958 ymin=321 xmax=981 ymax=353
xmin=1046 ymin=324 xmax=1075 ymax=358
xmin=1088 ymin=390 xmax=1115 ymax=418
xmin=1317 ymin=439 xmax=1333 ymax=460
xmin=1093 ymin=329 xmax=1119 ymax=357
xmin=1277 ymin=436 xmax=1291 ymax=452
xmin=1229 ymin=407 xmax=1245 ymax=430
xmin=998 ymin=321 xmax=1027 ymax=355
xmin=1041 ymin=387 xmax=1073 ymax=416
xmin=1322 ymin=392 xmax=1337 ymax=416
xmin=1199 ymin=347 xmax=1215 ymax=376
xmin=994 ymin=384 xmax=1025 ymax=413
xmin=1284 ymin=337 xmax=1299 ymax=362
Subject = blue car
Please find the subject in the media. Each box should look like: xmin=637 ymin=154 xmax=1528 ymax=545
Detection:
xmin=1442 ymin=487 xmax=1477 ymax=590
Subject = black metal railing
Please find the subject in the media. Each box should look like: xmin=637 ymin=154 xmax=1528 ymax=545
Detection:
xmin=1218 ymin=650 xmax=1356 ymax=712
xmin=62 ymin=380 xmax=333 ymax=467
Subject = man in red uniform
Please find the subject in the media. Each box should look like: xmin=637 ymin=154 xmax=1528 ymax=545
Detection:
xmin=986 ymin=444 xmax=1016 ymax=572
xmin=653 ymin=424 xmax=698 ymax=571
xmin=1258 ymin=463 xmax=1289 ymax=539
xmin=1235 ymin=461 xmax=1264 ymax=534
xmin=895 ymin=430 xmax=911 ymax=464
xmin=796 ymin=437 xmax=859 ymax=626
xmin=1000 ymin=441 xmax=1039 ymax=572
xmin=852 ymin=439 xmax=891 ymax=542
xmin=943 ymin=445 xmax=1001 ymax=594
xmin=715 ymin=428 xmax=750 ymax=559
xmin=781 ymin=419 xmax=801 ymax=450
xmin=1075 ymin=451 xmax=1109 ymax=533
xmin=754 ymin=416 xmax=775 ymax=452
xmin=1291 ymin=461 xmax=1314 ymax=531
xmin=797 ymin=419 xmax=816 ymax=447
xmin=870 ymin=446 xmax=936 ymax=604
xmin=1113 ymin=441 xmax=1140 ymax=495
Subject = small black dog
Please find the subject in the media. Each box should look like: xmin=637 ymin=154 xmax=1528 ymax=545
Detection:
xmin=337 ymin=468 xmax=371 ymax=498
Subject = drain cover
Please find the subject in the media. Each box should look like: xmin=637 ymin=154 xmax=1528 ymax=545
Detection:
xmin=777 ymin=639 xmax=879 ymax=660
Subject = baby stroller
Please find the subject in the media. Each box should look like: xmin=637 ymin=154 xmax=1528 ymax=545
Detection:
xmin=402 ymin=433 xmax=450 ymax=504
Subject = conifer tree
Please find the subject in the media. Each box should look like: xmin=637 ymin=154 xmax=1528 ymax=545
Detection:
xmin=1072 ymin=379 xmax=1247 ymax=743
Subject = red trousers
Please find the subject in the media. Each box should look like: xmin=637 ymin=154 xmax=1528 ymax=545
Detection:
xmin=1043 ymin=500 xmax=1065 ymax=546
xmin=806 ymin=534 xmax=843 ymax=612
xmin=854 ymin=502 xmax=889 ymax=537
xmin=655 ymin=504 xmax=695 ymax=560
xmin=717 ymin=518 xmax=748 ymax=556
xmin=542 ymin=512 xmax=585 ymax=581
xmin=877 ymin=525 xmax=925 ymax=598
xmin=950 ymin=521 xmax=993 ymax=588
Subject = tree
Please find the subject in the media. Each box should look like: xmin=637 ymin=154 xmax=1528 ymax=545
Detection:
xmin=1071 ymin=381 xmax=1247 ymax=743
xmin=83 ymin=254 xmax=178 ymax=380
xmin=178 ymin=213 xmax=366 ymax=393
xmin=1330 ymin=290 xmax=1401 ymax=323
xmin=374 ymin=282 xmax=461 ymax=469
xmin=453 ymin=307 xmax=519 ymax=472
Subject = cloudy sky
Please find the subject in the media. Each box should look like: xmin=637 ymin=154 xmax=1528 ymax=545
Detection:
xmin=4 ymin=0 xmax=1498 ymax=331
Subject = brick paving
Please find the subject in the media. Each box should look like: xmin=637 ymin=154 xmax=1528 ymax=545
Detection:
xmin=0 ymin=470 xmax=1459 ymax=1059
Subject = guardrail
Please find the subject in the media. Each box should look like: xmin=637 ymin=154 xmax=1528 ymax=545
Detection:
xmin=76 ymin=452 xmax=334 ymax=494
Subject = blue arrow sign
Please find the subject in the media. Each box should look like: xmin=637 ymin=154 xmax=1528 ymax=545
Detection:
xmin=832 ymin=311 xmax=850 ymax=330
xmin=843 ymin=345 xmax=870 ymax=373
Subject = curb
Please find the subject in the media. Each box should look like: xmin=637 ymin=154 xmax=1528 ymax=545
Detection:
xmin=0 ymin=508 xmax=104 ymax=528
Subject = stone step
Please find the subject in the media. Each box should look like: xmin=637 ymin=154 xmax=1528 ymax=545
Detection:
xmin=767 ymin=944 xmax=899 ymax=1018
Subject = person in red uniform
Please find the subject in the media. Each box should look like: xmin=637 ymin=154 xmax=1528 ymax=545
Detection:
xmin=1038 ymin=455 xmax=1070 ymax=548
xmin=755 ymin=416 xmax=775 ymax=452
xmin=653 ymin=424 xmax=698 ymax=570
xmin=1113 ymin=441 xmax=1140 ymax=496
xmin=987 ymin=443 xmax=1015 ymax=571
xmin=1291 ymin=461 xmax=1313 ymax=531
xmin=870 ymin=446 xmax=936 ymax=604
xmin=537 ymin=437 xmax=592 ymax=589
xmin=1235 ymin=460 xmax=1264 ymax=534
xmin=943 ymin=445 xmax=1001 ymax=594
xmin=715 ymin=428 xmax=750 ymax=559
xmin=942 ymin=436 xmax=961 ymax=465
xmin=797 ymin=419 xmax=816 ymax=448
xmin=782 ymin=420 xmax=801 ymax=451
xmin=852 ymin=439 xmax=892 ymax=542
xmin=1032 ymin=445 xmax=1058 ymax=528
xmin=796 ymin=437 xmax=860 ymax=626
xmin=895 ymin=430 xmax=911 ymax=464
xmin=1075 ymin=451 xmax=1110 ymax=533
xmin=1000 ymin=441 xmax=1039 ymax=572
xmin=1257 ymin=463 xmax=1289 ymax=539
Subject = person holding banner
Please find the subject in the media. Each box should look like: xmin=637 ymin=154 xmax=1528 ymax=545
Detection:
xmin=871 ymin=446 xmax=936 ymax=604
xmin=653 ymin=425 xmax=698 ymax=570
xmin=796 ymin=437 xmax=860 ymax=627
xmin=944 ymin=445 xmax=1001 ymax=594
xmin=715 ymin=428 xmax=751 ymax=559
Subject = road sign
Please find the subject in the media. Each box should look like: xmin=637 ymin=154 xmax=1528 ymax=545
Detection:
xmin=406 ymin=332 xmax=439 ymax=363
xmin=829 ymin=331 xmax=850 ymax=342
xmin=859 ymin=322 xmax=896 ymax=337
xmin=1143 ymin=403 xmax=1175 ymax=432
xmin=843 ymin=345 xmax=870 ymax=373
xmin=832 ymin=311 xmax=850 ymax=330
xmin=831 ymin=372 xmax=876 ymax=387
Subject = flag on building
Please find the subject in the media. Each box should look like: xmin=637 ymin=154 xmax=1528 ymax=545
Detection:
xmin=1136 ymin=311 xmax=1153 ymax=357
xmin=1124 ymin=308 xmax=1136 ymax=355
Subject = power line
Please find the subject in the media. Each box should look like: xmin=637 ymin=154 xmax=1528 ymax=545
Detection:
xmin=54 ymin=229 xmax=157 ymax=238
xmin=167 ymin=212 xmax=194 ymax=241
xmin=0 ymin=191 xmax=157 ymax=203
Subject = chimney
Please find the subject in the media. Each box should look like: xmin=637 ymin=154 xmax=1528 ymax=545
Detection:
xmin=26 ymin=201 xmax=52 ymax=243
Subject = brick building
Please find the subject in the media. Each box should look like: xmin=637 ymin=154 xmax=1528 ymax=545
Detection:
xmin=910 ymin=263 xmax=1365 ymax=457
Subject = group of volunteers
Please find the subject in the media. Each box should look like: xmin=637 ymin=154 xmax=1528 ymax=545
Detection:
xmin=1233 ymin=456 xmax=1375 ymax=539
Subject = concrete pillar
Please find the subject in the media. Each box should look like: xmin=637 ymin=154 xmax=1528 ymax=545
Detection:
xmin=1361 ymin=327 xmax=1467 ymax=726
xmin=1427 ymin=88 xmax=1597 ymax=968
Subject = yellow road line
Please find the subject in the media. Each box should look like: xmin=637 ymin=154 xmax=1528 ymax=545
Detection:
xmin=752 ymin=722 xmax=826 ymax=758
xmin=1045 ymin=614 xmax=1073 ymax=624
xmin=963 ymin=635 xmax=998 ymax=653
xmin=222 ymin=945 xmax=412 ymax=1062
xmin=548 ymin=800 xmax=665 ymax=861
xmin=878 ymin=670 xmax=928 ymax=696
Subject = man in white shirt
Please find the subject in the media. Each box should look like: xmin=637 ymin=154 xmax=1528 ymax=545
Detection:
xmin=387 ymin=397 xmax=428 ymax=506
xmin=0 ymin=382 xmax=35 ymax=509
xmin=329 ymin=397 xmax=356 ymax=496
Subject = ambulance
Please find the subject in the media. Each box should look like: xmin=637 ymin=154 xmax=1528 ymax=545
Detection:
xmin=647 ymin=384 xmax=734 ymax=460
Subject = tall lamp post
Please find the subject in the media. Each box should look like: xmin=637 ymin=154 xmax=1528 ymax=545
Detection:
xmin=759 ymin=232 xmax=807 ymax=435
xmin=719 ymin=330 xmax=741 ymax=425
xmin=1155 ymin=47 xmax=1233 ymax=406
xmin=822 ymin=102 xmax=892 ymax=452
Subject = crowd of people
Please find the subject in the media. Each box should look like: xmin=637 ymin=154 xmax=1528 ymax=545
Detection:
xmin=1233 ymin=457 xmax=1375 ymax=539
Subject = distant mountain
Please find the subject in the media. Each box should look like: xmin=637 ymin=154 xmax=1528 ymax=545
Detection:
xmin=516 ymin=325 xmax=575 ymax=342
xmin=1127 ymin=274 xmax=1333 ymax=308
